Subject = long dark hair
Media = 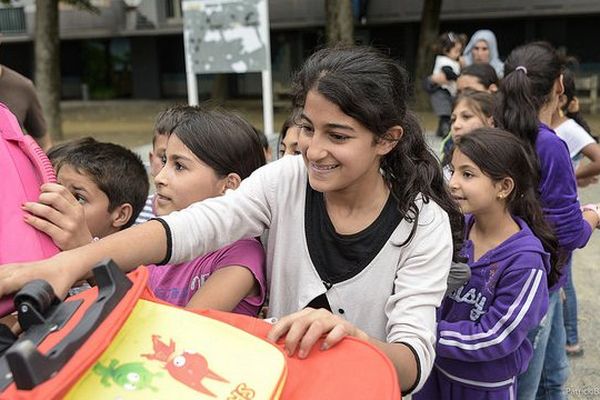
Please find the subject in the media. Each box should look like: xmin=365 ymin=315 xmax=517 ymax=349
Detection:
xmin=167 ymin=105 xmax=266 ymax=180
xmin=460 ymin=63 xmax=499 ymax=89
xmin=453 ymin=128 xmax=564 ymax=286
xmin=277 ymin=108 xmax=302 ymax=158
xmin=292 ymin=46 xmax=464 ymax=262
xmin=279 ymin=108 xmax=301 ymax=138
xmin=496 ymin=41 xmax=565 ymax=149
xmin=561 ymin=68 xmax=593 ymax=135
xmin=441 ymin=89 xmax=495 ymax=166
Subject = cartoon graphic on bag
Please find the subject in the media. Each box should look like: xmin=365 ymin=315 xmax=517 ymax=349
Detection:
xmin=142 ymin=335 xmax=229 ymax=396
xmin=93 ymin=359 xmax=161 ymax=392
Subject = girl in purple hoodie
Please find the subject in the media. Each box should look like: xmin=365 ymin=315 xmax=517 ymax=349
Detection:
xmin=495 ymin=42 xmax=600 ymax=400
xmin=415 ymin=128 xmax=562 ymax=400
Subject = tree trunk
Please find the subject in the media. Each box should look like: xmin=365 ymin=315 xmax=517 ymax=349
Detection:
xmin=325 ymin=0 xmax=354 ymax=46
xmin=414 ymin=0 xmax=443 ymax=110
xmin=210 ymin=74 xmax=229 ymax=103
xmin=35 ymin=0 xmax=63 ymax=141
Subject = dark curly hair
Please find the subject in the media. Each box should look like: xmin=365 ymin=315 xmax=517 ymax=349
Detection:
xmin=292 ymin=45 xmax=464 ymax=262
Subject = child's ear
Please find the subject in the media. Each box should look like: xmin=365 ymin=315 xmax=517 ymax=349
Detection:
xmin=488 ymin=83 xmax=498 ymax=93
xmin=496 ymin=177 xmax=515 ymax=200
xmin=110 ymin=203 xmax=134 ymax=229
xmin=377 ymin=126 xmax=404 ymax=156
xmin=567 ymin=96 xmax=580 ymax=114
xmin=556 ymin=74 xmax=565 ymax=96
xmin=219 ymin=173 xmax=242 ymax=194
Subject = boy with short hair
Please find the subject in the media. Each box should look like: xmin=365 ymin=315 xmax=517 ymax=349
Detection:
xmin=135 ymin=105 xmax=187 ymax=224
xmin=23 ymin=140 xmax=149 ymax=250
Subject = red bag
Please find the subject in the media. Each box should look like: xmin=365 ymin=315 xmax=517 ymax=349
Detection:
xmin=0 ymin=262 xmax=400 ymax=399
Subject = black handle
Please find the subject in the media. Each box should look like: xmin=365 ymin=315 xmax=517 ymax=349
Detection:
xmin=5 ymin=258 xmax=132 ymax=390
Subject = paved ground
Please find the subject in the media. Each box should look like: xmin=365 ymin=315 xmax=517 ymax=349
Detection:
xmin=61 ymin=100 xmax=600 ymax=393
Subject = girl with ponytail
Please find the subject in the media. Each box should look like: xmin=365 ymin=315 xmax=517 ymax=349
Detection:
xmin=415 ymin=128 xmax=557 ymax=400
xmin=0 ymin=46 xmax=465 ymax=395
xmin=496 ymin=42 xmax=600 ymax=400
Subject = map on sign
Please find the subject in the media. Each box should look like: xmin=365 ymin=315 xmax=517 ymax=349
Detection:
xmin=182 ymin=0 xmax=269 ymax=74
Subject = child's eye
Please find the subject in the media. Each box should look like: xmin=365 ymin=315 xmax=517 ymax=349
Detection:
xmin=75 ymin=194 xmax=86 ymax=204
xmin=174 ymin=162 xmax=185 ymax=171
xmin=329 ymin=133 xmax=349 ymax=142
xmin=299 ymin=124 xmax=314 ymax=135
xmin=161 ymin=155 xmax=167 ymax=166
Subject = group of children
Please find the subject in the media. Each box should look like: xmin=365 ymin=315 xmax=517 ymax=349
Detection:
xmin=427 ymin=29 xmax=503 ymax=139
xmin=0 ymin=40 xmax=599 ymax=400
xmin=431 ymin=41 xmax=600 ymax=399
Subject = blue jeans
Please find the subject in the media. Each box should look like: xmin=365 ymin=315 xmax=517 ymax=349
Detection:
xmin=517 ymin=290 xmax=570 ymax=400
xmin=562 ymin=268 xmax=579 ymax=346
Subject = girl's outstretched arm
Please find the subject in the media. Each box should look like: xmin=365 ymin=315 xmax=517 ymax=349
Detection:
xmin=186 ymin=266 xmax=258 ymax=311
xmin=576 ymin=142 xmax=600 ymax=180
xmin=0 ymin=220 xmax=168 ymax=299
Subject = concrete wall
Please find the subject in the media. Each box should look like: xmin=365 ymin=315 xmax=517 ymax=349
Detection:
xmin=5 ymin=0 xmax=600 ymax=41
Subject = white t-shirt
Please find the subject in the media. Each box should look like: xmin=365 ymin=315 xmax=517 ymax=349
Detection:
xmin=432 ymin=55 xmax=461 ymax=97
xmin=555 ymin=119 xmax=595 ymax=169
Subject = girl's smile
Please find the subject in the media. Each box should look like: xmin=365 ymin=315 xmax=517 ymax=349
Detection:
xmin=309 ymin=161 xmax=340 ymax=173
xmin=298 ymin=90 xmax=392 ymax=196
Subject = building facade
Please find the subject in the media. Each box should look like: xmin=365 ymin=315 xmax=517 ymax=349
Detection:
xmin=1 ymin=0 xmax=600 ymax=99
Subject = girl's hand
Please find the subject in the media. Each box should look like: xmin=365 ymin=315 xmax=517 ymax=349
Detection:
xmin=577 ymin=176 xmax=598 ymax=188
xmin=267 ymin=307 xmax=369 ymax=359
xmin=0 ymin=254 xmax=76 ymax=300
xmin=22 ymin=183 xmax=94 ymax=251
xmin=430 ymin=72 xmax=449 ymax=86
xmin=581 ymin=203 xmax=600 ymax=229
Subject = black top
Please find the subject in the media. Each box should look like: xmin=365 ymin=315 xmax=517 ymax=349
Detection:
xmin=304 ymin=184 xmax=422 ymax=395
xmin=304 ymin=183 xmax=402 ymax=311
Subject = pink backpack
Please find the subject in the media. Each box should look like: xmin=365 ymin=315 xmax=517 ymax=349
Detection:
xmin=0 ymin=102 xmax=59 ymax=315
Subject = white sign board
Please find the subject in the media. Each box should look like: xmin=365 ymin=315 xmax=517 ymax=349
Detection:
xmin=183 ymin=0 xmax=269 ymax=73
xmin=182 ymin=0 xmax=274 ymax=136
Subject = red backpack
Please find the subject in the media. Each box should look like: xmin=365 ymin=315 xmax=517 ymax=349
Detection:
xmin=0 ymin=263 xmax=401 ymax=399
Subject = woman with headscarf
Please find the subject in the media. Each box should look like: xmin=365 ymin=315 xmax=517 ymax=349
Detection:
xmin=462 ymin=30 xmax=504 ymax=78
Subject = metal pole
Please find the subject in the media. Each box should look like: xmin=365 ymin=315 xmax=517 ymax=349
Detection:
xmin=259 ymin=0 xmax=274 ymax=137
xmin=183 ymin=28 xmax=199 ymax=106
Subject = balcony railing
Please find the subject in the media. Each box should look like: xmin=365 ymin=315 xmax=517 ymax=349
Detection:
xmin=0 ymin=7 xmax=26 ymax=34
